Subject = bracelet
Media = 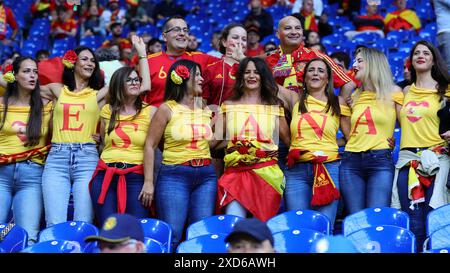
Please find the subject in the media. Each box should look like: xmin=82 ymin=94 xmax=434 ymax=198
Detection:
xmin=139 ymin=55 xmax=147 ymax=60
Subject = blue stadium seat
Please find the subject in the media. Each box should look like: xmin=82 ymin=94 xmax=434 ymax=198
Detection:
xmin=343 ymin=207 xmax=409 ymax=236
xmin=429 ymin=224 xmax=450 ymax=250
xmin=261 ymin=35 xmax=277 ymax=45
xmin=379 ymin=38 xmax=399 ymax=51
xmin=176 ymin=234 xmax=228 ymax=253
xmin=186 ymin=215 xmax=244 ymax=240
xmin=140 ymin=218 xmax=172 ymax=253
xmin=427 ymin=203 xmax=450 ymax=236
xmin=0 ymin=224 xmax=28 ymax=253
xmin=21 ymin=240 xmax=82 ymax=253
xmin=346 ymin=225 xmax=416 ymax=253
xmin=310 ymin=235 xmax=359 ymax=253
xmin=273 ymin=228 xmax=325 ymax=253
xmin=322 ymin=33 xmax=343 ymax=48
xmin=144 ymin=237 xmax=165 ymax=253
xmin=267 ymin=209 xmax=332 ymax=235
xmin=80 ymin=36 xmax=102 ymax=50
xmin=38 ymin=221 xmax=98 ymax=253
xmin=424 ymin=247 xmax=450 ymax=253
xmin=352 ymin=32 xmax=379 ymax=45
xmin=387 ymin=30 xmax=414 ymax=44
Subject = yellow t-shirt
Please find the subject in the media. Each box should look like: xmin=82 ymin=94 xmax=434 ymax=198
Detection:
xmin=52 ymin=86 xmax=99 ymax=143
xmin=345 ymin=90 xmax=404 ymax=152
xmin=100 ymin=103 xmax=153 ymax=165
xmin=290 ymin=96 xmax=351 ymax=161
xmin=0 ymin=102 xmax=53 ymax=164
xmin=222 ymin=104 xmax=285 ymax=167
xmin=162 ymin=100 xmax=212 ymax=165
xmin=400 ymin=84 xmax=450 ymax=148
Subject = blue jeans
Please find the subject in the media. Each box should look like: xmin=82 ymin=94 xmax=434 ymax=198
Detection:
xmin=340 ymin=149 xmax=394 ymax=215
xmin=397 ymin=166 xmax=434 ymax=253
xmin=90 ymin=171 xmax=149 ymax=225
xmin=155 ymin=164 xmax=217 ymax=251
xmin=0 ymin=161 xmax=44 ymax=244
xmin=277 ymin=141 xmax=289 ymax=171
xmin=284 ymin=161 xmax=341 ymax=227
xmin=42 ymin=143 xmax=98 ymax=227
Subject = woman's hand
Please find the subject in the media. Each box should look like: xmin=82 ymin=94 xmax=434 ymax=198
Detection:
xmin=131 ymin=35 xmax=147 ymax=57
xmin=138 ymin=182 xmax=154 ymax=208
xmin=441 ymin=130 xmax=450 ymax=142
xmin=92 ymin=133 xmax=101 ymax=145
xmin=346 ymin=96 xmax=353 ymax=107
xmin=230 ymin=42 xmax=246 ymax=62
xmin=387 ymin=137 xmax=396 ymax=150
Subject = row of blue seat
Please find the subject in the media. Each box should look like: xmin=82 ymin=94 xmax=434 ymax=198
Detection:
xmin=2 ymin=204 xmax=449 ymax=253
xmin=0 ymin=217 xmax=172 ymax=253
xmin=176 ymin=204 xmax=450 ymax=253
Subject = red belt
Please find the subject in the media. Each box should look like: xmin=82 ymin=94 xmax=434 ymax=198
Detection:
xmin=180 ymin=158 xmax=211 ymax=167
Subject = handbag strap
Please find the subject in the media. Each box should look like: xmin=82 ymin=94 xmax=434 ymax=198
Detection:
xmin=0 ymin=223 xmax=15 ymax=242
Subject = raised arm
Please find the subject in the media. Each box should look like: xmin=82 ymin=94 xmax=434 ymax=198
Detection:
xmin=40 ymin=83 xmax=63 ymax=101
xmin=338 ymin=96 xmax=351 ymax=146
xmin=142 ymin=104 xmax=171 ymax=208
xmin=278 ymin=85 xmax=300 ymax=115
xmin=132 ymin=35 xmax=151 ymax=93
xmin=0 ymin=71 xmax=6 ymax=88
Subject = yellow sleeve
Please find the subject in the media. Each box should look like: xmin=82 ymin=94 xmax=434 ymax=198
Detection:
xmin=279 ymin=105 xmax=285 ymax=117
xmin=219 ymin=103 xmax=227 ymax=114
xmin=392 ymin=91 xmax=405 ymax=105
xmin=100 ymin=104 xmax=110 ymax=119
xmin=445 ymin=86 xmax=450 ymax=98
xmin=43 ymin=101 xmax=54 ymax=111
xmin=340 ymin=104 xmax=351 ymax=117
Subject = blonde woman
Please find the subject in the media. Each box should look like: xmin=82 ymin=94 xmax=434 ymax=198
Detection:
xmin=340 ymin=47 xmax=404 ymax=214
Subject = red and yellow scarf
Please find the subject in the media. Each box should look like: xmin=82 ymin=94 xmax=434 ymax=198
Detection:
xmin=287 ymin=149 xmax=340 ymax=206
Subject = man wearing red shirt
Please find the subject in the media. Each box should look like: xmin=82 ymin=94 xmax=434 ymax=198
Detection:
xmin=143 ymin=15 xmax=219 ymax=106
xmin=245 ymin=25 xmax=265 ymax=57
xmin=51 ymin=7 xmax=77 ymax=39
xmin=265 ymin=15 xmax=356 ymax=99
xmin=0 ymin=0 xmax=18 ymax=44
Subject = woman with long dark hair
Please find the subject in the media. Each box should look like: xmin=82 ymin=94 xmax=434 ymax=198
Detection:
xmin=391 ymin=40 xmax=450 ymax=252
xmin=89 ymin=65 xmax=154 ymax=225
xmin=0 ymin=57 xmax=52 ymax=244
xmin=216 ymin=57 xmax=290 ymax=222
xmin=285 ymin=58 xmax=351 ymax=227
xmin=144 ymin=59 xmax=217 ymax=251
xmin=40 ymin=35 xmax=149 ymax=227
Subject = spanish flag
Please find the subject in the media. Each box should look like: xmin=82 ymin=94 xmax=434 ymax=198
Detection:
xmin=217 ymin=105 xmax=285 ymax=221
xmin=38 ymin=57 xmax=64 ymax=85
xmin=217 ymin=158 xmax=285 ymax=222
xmin=385 ymin=10 xmax=421 ymax=31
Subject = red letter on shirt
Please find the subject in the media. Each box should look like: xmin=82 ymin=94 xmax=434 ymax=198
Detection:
xmin=112 ymin=122 xmax=139 ymax=149
xmin=297 ymin=110 xmax=328 ymax=140
xmin=237 ymin=114 xmax=271 ymax=143
xmin=187 ymin=124 xmax=212 ymax=149
xmin=351 ymin=107 xmax=377 ymax=135
xmin=60 ymin=103 xmax=85 ymax=131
